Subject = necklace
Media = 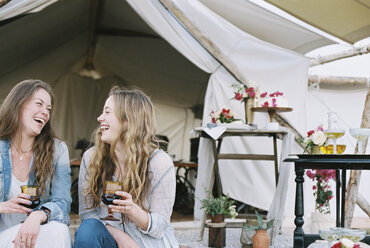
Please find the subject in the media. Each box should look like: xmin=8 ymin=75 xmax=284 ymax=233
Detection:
xmin=11 ymin=144 xmax=33 ymax=161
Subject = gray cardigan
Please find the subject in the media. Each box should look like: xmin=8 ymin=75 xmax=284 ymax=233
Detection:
xmin=78 ymin=148 xmax=178 ymax=248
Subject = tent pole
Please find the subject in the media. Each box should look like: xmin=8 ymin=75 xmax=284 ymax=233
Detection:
xmin=308 ymin=75 xmax=369 ymax=88
xmin=309 ymin=44 xmax=370 ymax=66
xmin=158 ymin=0 xmax=251 ymax=86
xmin=345 ymin=88 xmax=370 ymax=226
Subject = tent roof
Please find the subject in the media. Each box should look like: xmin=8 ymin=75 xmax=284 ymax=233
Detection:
xmin=265 ymin=0 xmax=370 ymax=44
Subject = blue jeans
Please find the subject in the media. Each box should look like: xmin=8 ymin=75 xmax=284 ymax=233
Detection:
xmin=74 ymin=219 xmax=117 ymax=248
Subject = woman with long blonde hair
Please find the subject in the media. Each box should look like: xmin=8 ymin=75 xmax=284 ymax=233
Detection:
xmin=75 ymin=87 xmax=178 ymax=248
xmin=0 ymin=80 xmax=72 ymax=247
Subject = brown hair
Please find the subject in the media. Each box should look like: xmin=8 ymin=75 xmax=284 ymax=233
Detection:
xmin=86 ymin=86 xmax=160 ymax=210
xmin=0 ymin=79 xmax=56 ymax=195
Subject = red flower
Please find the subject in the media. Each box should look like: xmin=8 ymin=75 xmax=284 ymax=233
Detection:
xmin=269 ymin=93 xmax=275 ymax=97
xmin=235 ymin=92 xmax=243 ymax=101
xmin=260 ymin=92 xmax=267 ymax=98
xmin=262 ymin=101 xmax=269 ymax=107
xmin=222 ymin=108 xmax=230 ymax=114
xmin=331 ymin=242 xmax=341 ymax=248
xmin=249 ymin=91 xmax=256 ymax=98
xmin=312 ymin=185 xmax=317 ymax=190
xmin=275 ymin=91 xmax=283 ymax=96
xmin=307 ymin=130 xmax=315 ymax=137
xmin=354 ymin=244 xmax=360 ymax=248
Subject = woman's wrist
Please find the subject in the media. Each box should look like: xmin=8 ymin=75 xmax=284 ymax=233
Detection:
xmin=29 ymin=210 xmax=47 ymax=224
xmin=127 ymin=203 xmax=149 ymax=231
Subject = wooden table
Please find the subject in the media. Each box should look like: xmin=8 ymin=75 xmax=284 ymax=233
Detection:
xmin=284 ymin=155 xmax=370 ymax=248
xmin=196 ymin=128 xmax=287 ymax=197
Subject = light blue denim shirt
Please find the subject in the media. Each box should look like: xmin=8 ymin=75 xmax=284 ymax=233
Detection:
xmin=79 ymin=148 xmax=179 ymax=248
xmin=0 ymin=139 xmax=71 ymax=225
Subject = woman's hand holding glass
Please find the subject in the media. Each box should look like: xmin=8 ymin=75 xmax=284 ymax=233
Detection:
xmin=0 ymin=193 xmax=33 ymax=214
xmin=110 ymin=191 xmax=134 ymax=214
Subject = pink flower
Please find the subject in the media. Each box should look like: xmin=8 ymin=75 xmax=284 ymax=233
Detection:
xmin=317 ymin=125 xmax=324 ymax=132
xmin=272 ymin=98 xmax=277 ymax=107
xmin=275 ymin=91 xmax=283 ymax=96
xmin=260 ymin=92 xmax=267 ymax=98
xmin=312 ymin=185 xmax=317 ymax=190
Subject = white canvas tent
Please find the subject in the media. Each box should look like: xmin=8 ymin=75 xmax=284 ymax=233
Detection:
xmin=1 ymin=0 xmax=369 ymax=233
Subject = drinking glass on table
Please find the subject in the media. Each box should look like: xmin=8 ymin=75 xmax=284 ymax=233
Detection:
xmin=20 ymin=185 xmax=40 ymax=215
xmin=324 ymin=112 xmax=345 ymax=154
xmin=100 ymin=181 xmax=122 ymax=221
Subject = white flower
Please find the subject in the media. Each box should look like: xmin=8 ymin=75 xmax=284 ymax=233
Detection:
xmin=339 ymin=238 xmax=354 ymax=248
xmin=216 ymin=119 xmax=221 ymax=124
xmin=228 ymin=205 xmax=238 ymax=219
xmin=311 ymin=130 xmax=327 ymax=146
xmin=242 ymin=92 xmax=249 ymax=98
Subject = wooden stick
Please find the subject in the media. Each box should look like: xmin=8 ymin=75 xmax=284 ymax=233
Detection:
xmin=308 ymin=75 xmax=369 ymax=88
xmin=345 ymin=88 xmax=370 ymax=226
xmin=158 ymin=0 xmax=252 ymax=87
xmin=309 ymin=44 xmax=370 ymax=66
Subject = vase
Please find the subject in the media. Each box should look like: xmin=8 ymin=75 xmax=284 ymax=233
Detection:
xmin=252 ymin=230 xmax=270 ymax=248
xmin=211 ymin=214 xmax=224 ymax=223
xmin=244 ymin=99 xmax=255 ymax=124
xmin=310 ymin=145 xmax=321 ymax=154
xmin=310 ymin=211 xmax=335 ymax=233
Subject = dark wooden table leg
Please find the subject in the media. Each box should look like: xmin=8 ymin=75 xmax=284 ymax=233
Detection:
xmin=211 ymin=139 xmax=223 ymax=197
xmin=294 ymin=163 xmax=305 ymax=248
xmin=341 ymin=169 xmax=346 ymax=227
xmin=336 ymin=169 xmax=340 ymax=227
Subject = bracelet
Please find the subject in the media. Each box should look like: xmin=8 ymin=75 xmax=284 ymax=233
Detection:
xmin=37 ymin=207 xmax=50 ymax=225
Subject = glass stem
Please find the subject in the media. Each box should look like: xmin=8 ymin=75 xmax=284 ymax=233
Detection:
xmin=358 ymin=140 xmax=363 ymax=154
xmin=333 ymin=139 xmax=337 ymax=154
xmin=108 ymin=207 xmax=113 ymax=217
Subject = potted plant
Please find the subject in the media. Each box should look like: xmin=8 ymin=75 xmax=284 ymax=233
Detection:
xmin=200 ymin=193 xmax=238 ymax=248
xmin=243 ymin=210 xmax=274 ymax=248
xmin=200 ymin=193 xmax=238 ymax=223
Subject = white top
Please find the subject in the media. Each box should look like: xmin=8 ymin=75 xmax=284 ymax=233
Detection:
xmin=0 ymin=174 xmax=27 ymax=232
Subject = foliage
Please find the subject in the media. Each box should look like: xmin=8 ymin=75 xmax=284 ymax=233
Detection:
xmin=200 ymin=193 xmax=238 ymax=218
xmin=306 ymin=169 xmax=336 ymax=214
xmin=243 ymin=210 xmax=274 ymax=231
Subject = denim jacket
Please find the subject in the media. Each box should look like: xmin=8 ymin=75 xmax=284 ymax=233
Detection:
xmin=0 ymin=139 xmax=71 ymax=225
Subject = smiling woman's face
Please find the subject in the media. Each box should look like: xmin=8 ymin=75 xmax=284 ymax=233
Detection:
xmin=97 ymin=96 xmax=121 ymax=144
xmin=19 ymin=88 xmax=51 ymax=138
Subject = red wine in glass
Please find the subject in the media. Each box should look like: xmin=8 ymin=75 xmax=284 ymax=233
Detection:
xmin=100 ymin=181 xmax=122 ymax=221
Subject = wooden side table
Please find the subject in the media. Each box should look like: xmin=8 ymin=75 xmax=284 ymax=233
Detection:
xmin=196 ymin=128 xmax=287 ymax=197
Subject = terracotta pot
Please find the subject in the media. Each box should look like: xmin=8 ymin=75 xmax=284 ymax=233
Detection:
xmin=252 ymin=230 xmax=270 ymax=248
xmin=244 ymin=99 xmax=255 ymax=124
xmin=211 ymin=214 xmax=224 ymax=223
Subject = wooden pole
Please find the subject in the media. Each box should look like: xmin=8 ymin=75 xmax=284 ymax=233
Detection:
xmin=345 ymin=88 xmax=370 ymax=227
xmin=158 ymin=0 xmax=252 ymax=87
xmin=309 ymin=44 xmax=370 ymax=66
xmin=308 ymin=75 xmax=369 ymax=88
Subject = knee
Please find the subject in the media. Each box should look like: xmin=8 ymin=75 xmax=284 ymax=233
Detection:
xmin=74 ymin=219 xmax=106 ymax=245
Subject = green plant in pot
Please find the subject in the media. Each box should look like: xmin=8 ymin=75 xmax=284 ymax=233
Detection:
xmin=200 ymin=193 xmax=238 ymax=223
xmin=243 ymin=210 xmax=274 ymax=248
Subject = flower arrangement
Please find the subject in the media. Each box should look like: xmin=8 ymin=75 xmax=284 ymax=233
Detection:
xmin=306 ymin=169 xmax=336 ymax=214
xmin=200 ymin=193 xmax=238 ymax=220
xmin=260 ymin=91 xmax=283 ymax=107
xmin=331 ymin=238 xmax=360 ymax=248
xmin=210 ymin=107 xmax=240 ymax=124
xmin=299 ymin=125 xmax=328 ymax=153
xmin=231 ymin=82 xmax=257 ymax=102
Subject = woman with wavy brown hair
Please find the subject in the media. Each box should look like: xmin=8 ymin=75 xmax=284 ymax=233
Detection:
xmin=75 ymin=87 xmax=178 ymax=248
xmin=0 ymin=80 xmax=72 ymax=248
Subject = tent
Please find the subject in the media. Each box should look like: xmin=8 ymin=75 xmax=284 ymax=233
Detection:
xmin=1 ymin=0 xmax=369 ymax=231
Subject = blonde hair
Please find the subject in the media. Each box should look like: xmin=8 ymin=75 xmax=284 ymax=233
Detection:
xmin=0 ymin=79 xmax=56 ymax=195
xmin=86 ymin=86 xmax=160 ymax=210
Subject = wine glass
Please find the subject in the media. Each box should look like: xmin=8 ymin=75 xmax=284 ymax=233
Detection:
xmin=349 ymin=128 xmax=370 ymax=154
xmin=341 ymin=229 xmax=366 ymax=243
xmin=100 ymin=181 xmax=122 ymax=221
xmin=319 ymin=229 xmax=340 ymax=248
xmin=20 ymin=185 xmax=40 ymax=215
xmin=324 ymin=112 xmax=345 ymax=154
